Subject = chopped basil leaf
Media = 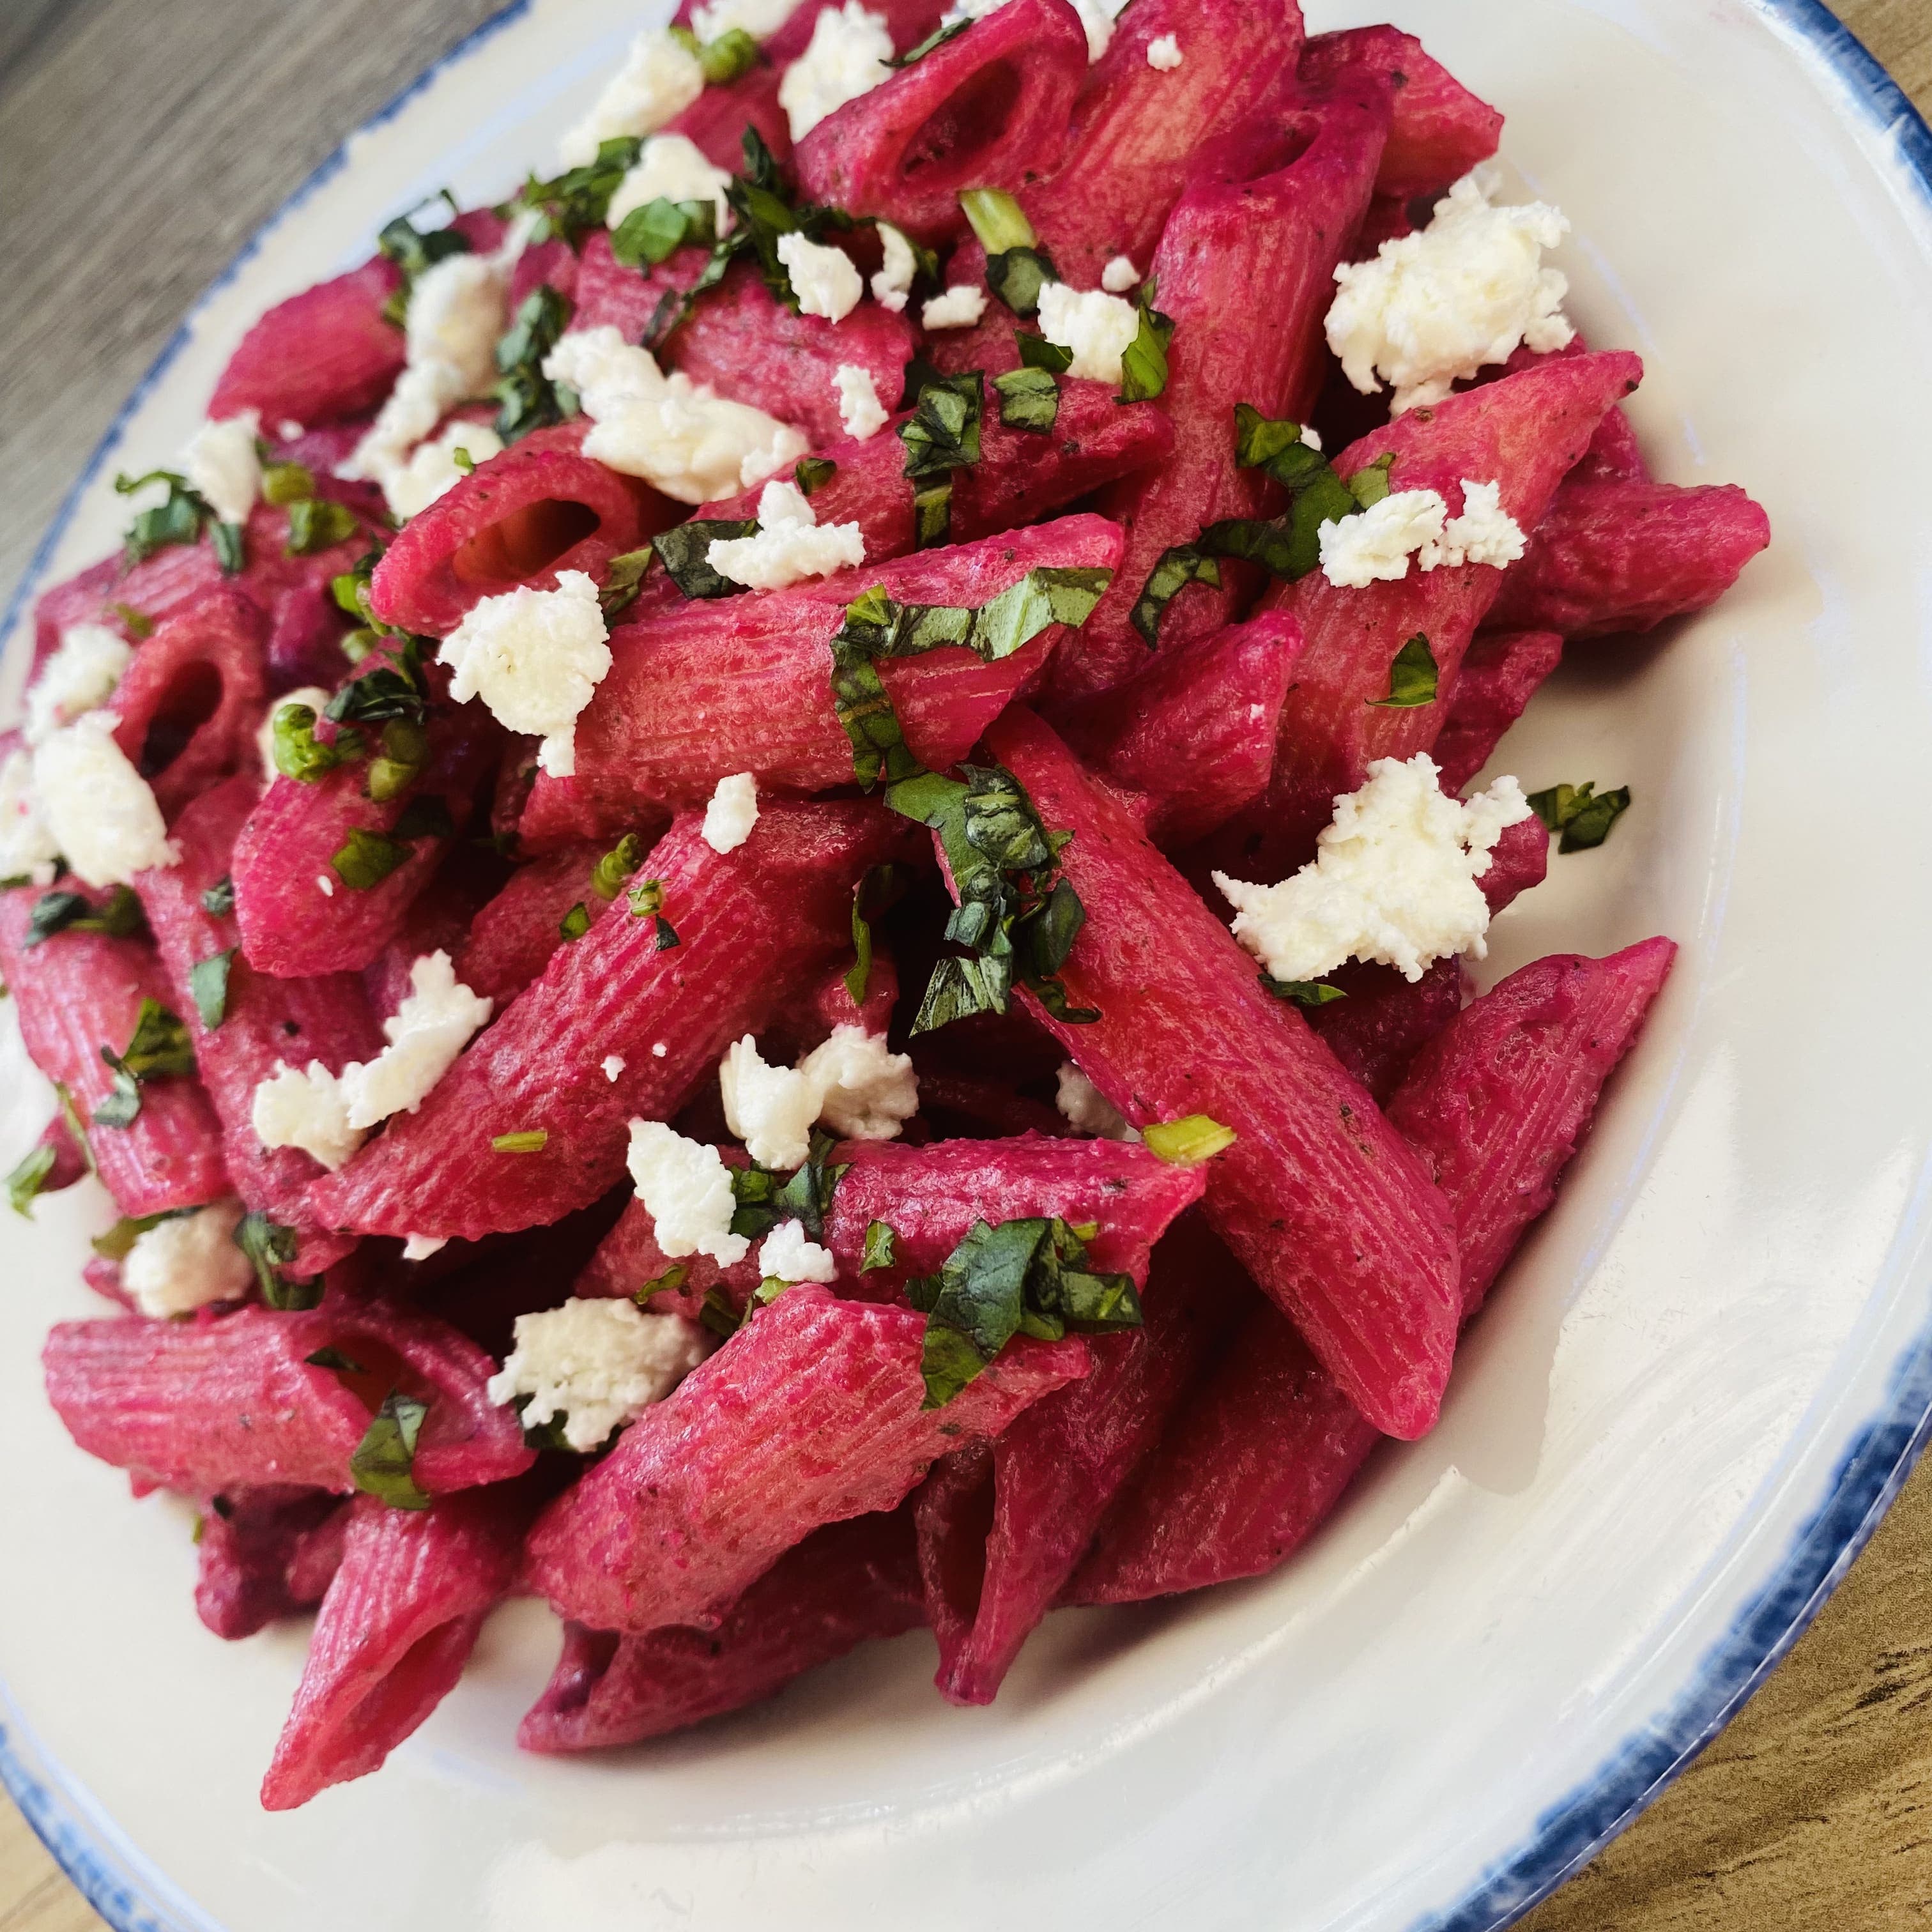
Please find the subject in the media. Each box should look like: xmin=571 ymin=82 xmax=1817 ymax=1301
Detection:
xmin=1262 ymin=974 xmax=1347 ymax=1008
xmin=111 ymin=602 xmax=155 ymax=639
xmin=860 ymin=1219 xmax=899 ymax=1271
xmin=795 ymin=456 xmax=838 ymax=496
xmin=23 ymin=884 xmax=144 ymax=948
xmin=452 ymin=445 xmax=476 ymax=474
xmin=653 ymin=916 xmax=680 ymax=950
xmin=1528 ymin=780 xmax=1632 ymax=854
xmin=986 ymin=247 xmax=1057 ymax=320
xmin=1141 ymin=1114 xmax=1237 ymax=1164
xmin=558 ymin=902 xmax=591 ymax=942
xmin=728 ymin=1130 xmax=848 ymax=1242
xmin=350 ymin=1392 xmax=434 ymax=1510
xmin=844 ymin=861 xmax=906 ymax=1005
xmin=200 ymin=875 xmax=235 ymax=919
xmin=114 ymin=468 xmax=236 ymax=571
xmin=493 ymin=284 xmax=575 ymax=443
xmin=898 ymin=371 xmax=983 ymax=478
xmin=4 ymin=1143 xmax=57 ymax=1219
xmin=1347 ymin=454 xmax=1398 ymax=509
xmin=1129 ymin=545 xmax=1222 ymax=647
xmin=327 ymin=634 xmax=431 ymax=730
xmin=390 ymin=793 xmax=455 ymax=843
xmin=892 ymin=16 xmax=969 ymax=63
xmin=304 ymin=1347 xmax=367 ymax=1374
xmin=907 ymin=1216 xmax=1140 ymax=1406
xmin=700 ymin=1285 xmax=742 ymax=1338
xmin=516 ymin=135 xmax=643 ymax=247
xmin=92 ymin=1206 xmax=194 ymax=1262
xmin=610 ymin=195 xmax=719 ymax=268
xmin=652 ymin=518 xmax=759 ymax=598
xmin=1368 ymin=633 xmax=1438 ymax=709
xmin=273 ymin=703 xmax=362 ymax=783
xmin=366 ymin=717 xmax=429 ymax=803
xmin=234 ymin=1211 xmax=322 ymax=1310
xmin=261 ymin=461 xmax=316 ymax=507
xmin=492 ymin=1129 xmax=549 ymax=1153
xmin=1117 ymin=284 xmax=1175 ymax=402
xmin=1016 ymin=332 xmax=1074 ymax=375
xmin=331 ymin=826 xmax=411 ymax=891
xmin=599 ymin=546 xmax=658 ymax=620
xmin=376 ymin=196 xmax=471 ymax=324
xmin=96 ymin=998 xmax=194 ymax=1124
xmin=668 ymin=21 xmax=760 ymax=83
xmin=190 ymin=948 xmax=237 ymax=1029
xmin=911 ymin=475 xmax=953 ymax=549
xmin=993 ymin=365 xmax=1060 ymax=433
xmin=284 ymin=496 xmax=360 ymax=558
xmin=634 ymin=1261 xmax=690 ymax=1308
xmin=591 ymin=834 xmax=642 ymax=900
xmin=627 ymin=877 xmax=664 ymax=917
xmin=958 ymin=188 xmax=1036 ymax=256
xmin=54 ymin=1084 xmax=95 ymax=1178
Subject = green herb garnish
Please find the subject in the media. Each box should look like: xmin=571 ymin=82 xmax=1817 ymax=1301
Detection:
xmin=1368 ymin=633 xmax=1438 ymax=709
xmin=234 ymin=1211 xmax=323 ymax=1310
xmin=350 ymin=1392 xmax=433 ymax=1510
xmin=189 ymin=948 xmax=237 ymax=1029
xmin=1528 ymin=781 xmax=1632 ymax=854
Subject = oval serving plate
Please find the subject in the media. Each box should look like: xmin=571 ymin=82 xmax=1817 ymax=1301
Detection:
xmin=4 ymin=3 xmax=1931 ymax=1928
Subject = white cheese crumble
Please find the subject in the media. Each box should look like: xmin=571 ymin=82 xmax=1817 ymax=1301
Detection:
xmin=1213 ymin=755 xmax=1533 ymax=984
xmin=340 ymin=951 xmax=494 ymax=1130
xmin=602 ymin=1054 xmax=627 ymax=1082
xmin=607 ymin=133 xmax=733 ymax=234
xmin=316 ymin=873 xmax=335 ymax=898
xmin=558 ymin=27 xmax=706 ymax=171
xmin=1055 ymin=1063 xmax=1138 ymax=1142
xmin=776 ymin=232 xmax=864 ymax=322
xmin=707 ymin=479 xmax=866 ymax=590
xmin=0 ymin=750 xmax=59 ymax=888
xmin=1036 ymin=280 xmax=1140 ymax=384
xmin=122 ymin=1202 xmax=254 ymax=1320
xmin=26 ymin=624 xmax=132 ymax=746
xmin=439 ymin=570 xmax=612 ymax=779
xmin=940 ymin=0 xmax=1126 ymax=61
xmin=383 ymin=419 xmax=505 ymax=522
xmin=691 ymin=0 xmax=796 ymax=39
xmin=181 ymin=410 xmax=263 ymax=526
xmin=652 ymin=1041 xmax=668 ymax=1057
xmin=1318 ymin=479 xmax=1526 ymax=588
xmin=1301 ymin=424 xmax=1324 ymax=451
xmin=33 ymin=714 xmax=177 ymax=887
xmin=252 ymin=1061 xmax=364 ymax=1171
xmin=257 ymin=685 xmax=335 ymax=779
xmin=797 ymin=1025 xmax=917 ymax=1140
xmin=542 ymin=325 xmax=808 ymax=503
xmin=625 ymin=1120 xmax=751 ymax=1264
xmin=701 ymin=770 xmax=760 ymax=852
xmin=759 ymin=1218 xmax=838 ymax=1285
xmin=487 ymin=1296 xmax=711 ymax=1452
xmin=1146 ymin=32 xmax=1183 ymax=68
xmin=277 ymin=418 xmax=306 ymax=441
xmin=721 ymin=1033 xmax=822 ymax=1170
xmin=402 ymin=1234 xmax=449 ymax=1261
xmin=1419 ymin=479 xmax=1528 ymax=571
xmin=871 ymin=224 xmax=917 ymax=312
xmin=1327 ymin=169 xmax=1575 ymax=414
xmin=1101 ymin=254 xmax=1139 ymax=295
xmin=921 ymin=284 xmax=988 ymax=331
xmin=833 ymin=362 xmax=888 ymax=440
xmin=779 ymin=1 xmax=895 ymax=140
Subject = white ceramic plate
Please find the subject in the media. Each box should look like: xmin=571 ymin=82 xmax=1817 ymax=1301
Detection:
xmin=4 ymin=3 xmax=1930 ymax=1927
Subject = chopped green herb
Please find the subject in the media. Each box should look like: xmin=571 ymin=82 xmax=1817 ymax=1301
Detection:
xmin=330 ymin=827 xmax=410 ymax=890
xmin=284 ymin=496 xmax=361 ymax=557
xmin=492 ymin=1129 xmax=549 ymax=1153
xmin=493 ymin=284 xmax=575 ymax=443
xmin=1141 ymin=1114 xmax=1237 ymax=1164
xmin=599 ymin=546 xmax=657 ymax=620
xmin=860 ymin=1219 xmax=900 ymax=1271
xmin=261 ymin=461 xmax=316 ymax=507
xmin=590 ymin=834 xmax=642 ymax=900
xmin=891 ymin=16 xmax=969 ymax=63
xmin=376 ymin=195 xmax=471 ymax=325
xmin=114 ymin=469 xmax=239 ymax=573
xmin=91 ymin=1207 xmax=194 ymax=1262
xmin=959 ymin=188 xmax=1036 ymax=256
xmin=111 ymin=602 xmax=155 ymax=639
xmin=1262 ymin=975 xmax=1347 ymax=1008
xmin=189 ymin=948 xmax=237 ymax=1029
xmin=366 ymin=717 xmax=430 ymax=803
xmin=94 ymin=998 xmax=194 ymax=1128
xmin=728 ymin=1129 xmax=849 ymax=1243
xmin=700 ymin=1285 xmax=742 ymax=1338
xmin=199 ymin=875 xmax=236 ymax=919
xmin=326 ymin=632 xmax=431 ymax=730
xmin=1347 ymin=453 xmax=1399 ymax=509
xmin=304 ymin=1347 xmax=368 ymax=1375
xmin=558 ymin=902 xmax=591 ymax=942
xmin=634 ymin=1262 xmax=689 ymax=1308
xmin=54 ymin=1084 xmax=94 ymax=1177
xmin=515 ymin=136 xmax=642 ymax=247
xmin=610 ymin=194 xmax=719 ymax=269
xmin=350 ymin=1392 xmax=433 ymax=1510
xmin=452 ymin=445 xmax=476 ymax=474
xmin=794 ymin=456 xmax=838 ymax=496
xmin=1016 ymin=332 xmax=1074 ymax=375
xmin=234 ymin=1211 xmax=323 ymax=1310
xmin=1528 ymin=780 xmax=1632 ymax=854
xmin=273 ymin=703 xmax=362 ymax=784
xmin=1117 ymin=283 xmax=1175 ymax=402
xmin=1368 ymin=633 xmax=1438 ymax=709
xmin=668 ymin=21 xmax=760 ymax=82
xmin=4 ymin=1143 xmax=57 ymax=1219
xmin=992 ymin=364 xmax=1060 ymax=433
xmin=652 ymin=517 xmax=759 ymax=599
xmin=844 ymin=861 xmax=906 ymax=1004
xmin=898 ymin=371 xmax=983 ymax=479
xmin=1129 ymin=545 xmax=1222 ymax=647
xmin=22 ymin=884 xmax=144 ymax=948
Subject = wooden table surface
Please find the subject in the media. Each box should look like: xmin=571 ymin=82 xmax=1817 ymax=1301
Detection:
xmin=3 ymin=3 xmax=1931 ymax=1927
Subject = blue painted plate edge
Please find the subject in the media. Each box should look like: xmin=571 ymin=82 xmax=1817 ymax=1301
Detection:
xmin=1 ymin=4 xmax=1928 ymax=1930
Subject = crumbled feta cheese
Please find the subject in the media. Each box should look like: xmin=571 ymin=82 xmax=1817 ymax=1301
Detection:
xmin=833 ymin=362 xmax=888 ymax=440
xmin=1101 ymin=254 xmax=1139 ymax=295
xmin=558 ymin=27 xmax=706 ymax=170
xmin=122 ymin=1202 xmax=254 ymax=1320
xmin=921 ymin=284 xmax=988 ymax=331
xmin=438 ymin=570 xmax=611 ymax=779
xmin=181 ymin=410 xmax=263 ymax=526
xmin=403 ymin=1234 xmax=448 ymax=1261
xmin=341 ymin=952 xmax=493 ymax=1130
xmin=1055 ymin=1063 xmax=1138 ymax=1141
xmin=719 ymin=1033 xmax=820 ymax=1169
xmin=252 ymin=1061 xmax=364 ymax=1170
xmin=759 ymin=1218 xmax=838 ymax=1285
xmin=1300 ymin=424 xmax=1324 ymax=452
xmin=652 ymin=1041 xmax=668 ymax=1058
xmin=1146 ymin=32 xmax=1182 ymax=68
xmin=277 ymin=419 xmax=306 ymax=442
xmin=779 ymin=1 xmax=894 ymax=140
xmin=542 ymin=326 xmax=808 ymax=504
xmin=606 ymin=133 xmax=733 ymax=233
xmin=257 ymin=685 xmax=334 ymax=779
xmin=1317 ymin=489 xmax=1449 ymax=588
xmin=316 ymin=873 xmax=335 ymax=898
xmin=1036 ymin=280 xmax=1140 ymax=383
xmin=602 ymin=1054 xmax=627 ymax=1082
xmin=776 ymin=232 xmax=865 ymax=322
xmin=626 ymin=1120 xmax=751 ymax=1264
xmin=382 ymin=419 xmax=504 ymax=521
xmin=1213 ymin=755 xmax=1533 ymax=984
xmin=32 ymin=714 xmax=176 ymax=887
xmin=940 ymin=0 xmax=1125 ymax=61
xmin=702 ymin=770 xmax=760 ymax=852
xmin=691 ymin=0 xmax=796 ymax=39
xmin=871 ymin=224 xmax=917 ymax=312
xmin=26 ymin=624 xmax=132 ymax=745
xmin=487 ymin=1296 xmax=711 ymax=1452
xmin=707 ymin=480 xmax=866 ymax=590
xmin=797 ymin=1025 xmax=917 ymax=1140
xmin=1326 ymin=169 xmax=1574 ymax=413
xmin=1418 ymin=478 xmax=1528 ymax=571
xmin=0 ymin=750 xmax=59 ymax=887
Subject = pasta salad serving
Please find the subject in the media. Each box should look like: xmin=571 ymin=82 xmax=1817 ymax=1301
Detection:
xmin=0 ymin=0 xmax=1769 ymax=1811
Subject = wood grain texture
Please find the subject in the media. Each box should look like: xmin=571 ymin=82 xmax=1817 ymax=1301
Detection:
xmin=1 ymin=2 xmax=1929 ymax=1928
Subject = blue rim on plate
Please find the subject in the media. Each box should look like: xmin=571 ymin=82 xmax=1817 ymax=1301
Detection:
xmin=1 ymin=4 xmax=1928 ymax=1929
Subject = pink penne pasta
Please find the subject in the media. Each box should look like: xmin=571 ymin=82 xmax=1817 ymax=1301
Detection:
xmin=260 ymin=1484 xmax=536 ymax=1809
xmin=15 ymin=1109 xmax=92 ymax=1206
xmin=303 ymin=801 xmax=919 ymax=1241
xmin=1299 ymin=27 xmax=1505 ymax=200
xmin=1486 ymin=479 xmax=1772 ymax=641
xmin=43 ymin=1292 xmax=535 ymax=1498
xmin=194 ymin=1487 xmax=349 ymax=1641
xmin=917 ymin=1209 xmax=1248 ymax=1703
xmin=792 ymin=0 xmax=1089 ymax=245
xmin=0 ymin=887 xmax=229 ymax=1218
xmin=1430 ymin=628 xmax=1565 ymax=791
xmin=134 ymin=776 xmax=384 ymax=1227
xmin=452 ymin=838 xmax=635 ymax=1006
xmin=522 ymin=1284 xmax=1087 ymax=1634
xmin=972 ymin=707 xmax=1463 ymax=1440
xmin=519 ymin=1507 xmax=925 ymax=1752
xmin=1304 ymin=956 xmax=1469 ymax=1105
xmin=1387 ymin=938 xmax=1676 ymax=1317
xmin=515 ymin=514 xmax=1124 ymax=850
